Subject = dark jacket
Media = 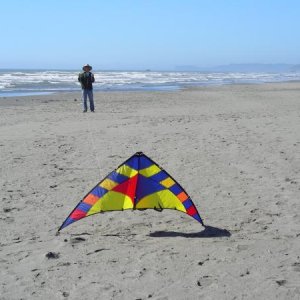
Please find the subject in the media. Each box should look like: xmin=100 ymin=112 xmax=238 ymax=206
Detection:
xmin=78 ymin=72 xmax=95 ymax=89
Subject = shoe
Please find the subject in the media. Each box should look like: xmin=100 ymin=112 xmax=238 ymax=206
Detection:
xmin=83 ymin=110 xmax=87 ymax=113
xmin=91 ymin=110 xmax=95 ymax=112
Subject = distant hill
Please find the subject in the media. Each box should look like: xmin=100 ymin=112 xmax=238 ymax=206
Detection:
xmin=174 ymin=63 xmax=300 ymax=72
xmin=211 ymin=64 xmax=294 ymax=73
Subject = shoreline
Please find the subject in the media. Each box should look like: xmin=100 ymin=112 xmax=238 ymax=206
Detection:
xmin=0 ymin=79 xmax=300 ymax=98
xmin=1 ymin=80 xmax=300 ymax=102
xmin=1 ymin=76 xmax=300 ymax=98
xmin=0 ymin=80 xmax=300 ymax=101
xmin=1 ymin=82 xmax=299 ymax=299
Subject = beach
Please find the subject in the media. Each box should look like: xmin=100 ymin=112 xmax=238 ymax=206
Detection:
xmin=1 ymin=82 xmax=299 ymax=299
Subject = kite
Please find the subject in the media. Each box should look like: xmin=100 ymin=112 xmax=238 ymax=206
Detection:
xmin=58 ymin=152 xmax=204 ymax=231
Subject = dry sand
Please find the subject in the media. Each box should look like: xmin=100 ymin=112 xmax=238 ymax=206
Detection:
xmin=0 ymin=83 xmax=299 ymax=299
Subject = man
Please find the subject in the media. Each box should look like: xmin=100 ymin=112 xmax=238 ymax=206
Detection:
xmin=78 ymin=64 xmax=95 ymax=112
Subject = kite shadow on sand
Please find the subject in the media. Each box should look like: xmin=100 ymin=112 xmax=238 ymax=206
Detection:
xmin=148 ymin=225 xmax=231 ymax=238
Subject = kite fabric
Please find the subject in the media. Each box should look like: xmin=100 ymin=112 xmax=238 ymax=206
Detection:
xmin=58 ymin=152 xmax=204 ymax=231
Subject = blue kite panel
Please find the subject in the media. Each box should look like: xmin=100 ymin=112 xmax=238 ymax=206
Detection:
xmin=91 ymin=186 xmax=107 ymax=198
xmin=136 ymin=175 xmax=165 ymax=200
xmin=150 ymin=170 xmax=169 ymax=183
xmin=77 ymin=202 xmax=92 ymax=213
xmin=138 ymin=155 xmax=154 ymax=170
xmin=107 ymin=171 xmax=129 ymax=184
xmin=125 ymin=156 xmax=139 ymax=170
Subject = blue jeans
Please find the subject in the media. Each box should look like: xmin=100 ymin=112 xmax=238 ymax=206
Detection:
xmin=82 ymin=89 xmax=94 ymax=111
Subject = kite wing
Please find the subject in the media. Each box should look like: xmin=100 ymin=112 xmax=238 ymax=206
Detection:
xmin=58 ymin=152 xmax=204 ymax=231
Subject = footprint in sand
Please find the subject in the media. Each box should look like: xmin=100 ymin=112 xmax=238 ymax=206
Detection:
xmin=70 ymin=237 xmax=86 ymax=244
xmin=196 ymin=275 xmax=214 ymax=287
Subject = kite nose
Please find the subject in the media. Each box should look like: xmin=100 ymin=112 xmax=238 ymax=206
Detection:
xmin=135 ymin=151 xmax=144 ymax=156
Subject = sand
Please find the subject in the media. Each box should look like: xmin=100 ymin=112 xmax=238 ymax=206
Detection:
xmin=0 ymin=83 xmax=299 ymax=299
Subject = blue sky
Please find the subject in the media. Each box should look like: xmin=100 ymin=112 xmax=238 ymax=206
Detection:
xmin=1 ymin=0 xmax=299 ymax=70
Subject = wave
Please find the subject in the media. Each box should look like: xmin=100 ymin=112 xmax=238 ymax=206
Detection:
xmin=1 ymin=70 xmax=300 ymax=96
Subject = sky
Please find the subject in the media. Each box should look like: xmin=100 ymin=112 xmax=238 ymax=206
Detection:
xmin=1 ymin=0 xmax=300 ymax=70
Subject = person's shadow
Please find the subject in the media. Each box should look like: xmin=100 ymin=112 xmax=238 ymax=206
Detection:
xmin=148 ymin=225 xmax=231 ymax=238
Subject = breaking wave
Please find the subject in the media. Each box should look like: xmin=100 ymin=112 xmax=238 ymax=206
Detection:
xmin=1 ymin=69 xmax=300 ymax=97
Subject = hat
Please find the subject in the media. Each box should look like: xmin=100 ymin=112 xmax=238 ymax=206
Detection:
xmin=82 ymin=64 xmax=92 ymax=70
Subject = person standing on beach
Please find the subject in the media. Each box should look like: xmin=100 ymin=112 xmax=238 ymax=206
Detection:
xmin=78 ymin=64 xmax=95 ymax=112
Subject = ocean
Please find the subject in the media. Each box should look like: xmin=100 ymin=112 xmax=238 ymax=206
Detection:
xmin=1 ymin=69 xmax=300 ymax=97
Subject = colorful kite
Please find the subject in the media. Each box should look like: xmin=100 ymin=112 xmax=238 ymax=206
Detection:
xmin=58 ymin=152 xmax=204 ymax=231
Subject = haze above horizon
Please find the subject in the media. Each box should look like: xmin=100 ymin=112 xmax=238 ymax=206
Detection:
xmin=1 ymin=0 xmax=299 ymax=70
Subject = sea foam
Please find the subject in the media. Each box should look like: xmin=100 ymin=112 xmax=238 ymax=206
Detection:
xmin=1 ymin=70 xmax=300 ymax=97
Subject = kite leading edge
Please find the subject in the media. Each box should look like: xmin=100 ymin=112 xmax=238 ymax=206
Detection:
xmin=58 ymin=152 xmax=204 ymax=231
